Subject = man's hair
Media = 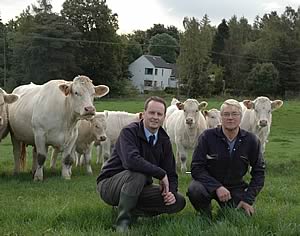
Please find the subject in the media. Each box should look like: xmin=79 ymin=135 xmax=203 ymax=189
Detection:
xmin=144 ymin=96 xmax=167 ymax=114
xmin=220 ymin=99 xmax=243 ymax=117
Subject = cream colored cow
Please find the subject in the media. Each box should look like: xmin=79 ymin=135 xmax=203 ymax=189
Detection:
xmin=240 ymin=96 xmax=283 ymax=153
xmin=165 ymin=99 xmax=208 ymax=172
xmin=203 ymin=108 xmax=221 ymax=128
xmin=50 ymin=112 xmax=107 ymax=174
xmin=95 ymin=111 xmax=142 ymax=165
xmin=8 ymin=75 xmax=109 ymax=180
xmin=0 ymin=88 xmax=19 ymax=141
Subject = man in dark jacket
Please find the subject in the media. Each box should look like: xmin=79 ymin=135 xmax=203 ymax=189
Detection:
xmin=187 ymin=99 xmax=265 ymax=218
xmin=97 ymin=96 xmax=186 ymax=232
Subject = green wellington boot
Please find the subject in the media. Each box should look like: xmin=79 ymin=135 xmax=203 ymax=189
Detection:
xmin=115 ymin=192 xmax=139 ymax=233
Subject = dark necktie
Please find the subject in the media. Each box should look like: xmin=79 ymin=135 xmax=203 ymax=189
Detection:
xmin=149 ymin=135 xmax=155 ymax=146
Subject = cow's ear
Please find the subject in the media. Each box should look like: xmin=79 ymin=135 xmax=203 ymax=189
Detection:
xmin=138 ymin=112 xmax=143 ymax=120
xmin=4 ymin=94 xmax=19 ymax=104
xmin=271 ymin=100 xmax=283 ymax=110
xmin=243 ymin=100 xmax=253 ymax=109
xmin=59 ymin=83 xmax=71 ymax=96
xmin=94 ymin=85 xmax=109 ymax=98
xmin=176 ymin=102 xmax=184 ymax=110
xmin=199 ymin=101 xmax=208 ymax=110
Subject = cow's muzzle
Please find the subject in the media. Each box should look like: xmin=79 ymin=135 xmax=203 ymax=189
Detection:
xmin=259 ymin=120 xmax=268 ymax=127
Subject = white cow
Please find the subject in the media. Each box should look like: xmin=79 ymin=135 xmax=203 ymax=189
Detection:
xmin=8 ymin=75 xmax=109 ymax=180
xmin=163 ymin=98 xmax=182 ymax=130
xmin=240 ymin=96 xmax=283 ymax=153
xmin=95 ymin=110 xmax=142 ymax=165
xmin=0 ymin=88 xmax=19 ymax=141
xmin=165 ymin=99 xmax=208 ymax=172
xmin=50 ymin=112 xmax=107 ymax=174
xmin=203 ymin=108 xmax=221 ymax=128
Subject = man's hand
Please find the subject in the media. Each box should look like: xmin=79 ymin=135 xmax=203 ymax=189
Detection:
xmin=162 ymin=191 xmax=176 ymax=205
xmin=159 ymin=175 xmax=176 ymax=205
xmin=237 ymin=201 xmax=255 ymax=216
xmin=216 ymin=186 xmax=232 ymax=202
xmin=159 ymin=175 xmax=169 ymax=194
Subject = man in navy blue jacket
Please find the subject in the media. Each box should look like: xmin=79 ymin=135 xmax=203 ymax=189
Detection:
xmin=97 ymin=96 xmax=186 ymax=232
xmin=187 ymin=99 xmax=265 ymax=218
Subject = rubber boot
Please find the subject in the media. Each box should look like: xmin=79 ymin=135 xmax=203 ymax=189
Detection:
xmin=115 ymin=192 xmax=139 ymax=233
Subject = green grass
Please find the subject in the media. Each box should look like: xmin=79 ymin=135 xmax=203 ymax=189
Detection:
xmin=0 ymin=98 xmax=299 ymax=235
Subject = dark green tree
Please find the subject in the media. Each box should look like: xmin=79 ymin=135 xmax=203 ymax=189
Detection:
xmin=211 ymin=19 xmax=229 ymax=66
xmin=148 ymin=33 xmax=178 ymax=63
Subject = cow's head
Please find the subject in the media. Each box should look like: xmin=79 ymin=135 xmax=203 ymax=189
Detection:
xmin=181 ymin=99 xmax=208 ymax=127
xmin=203 ymin=108 xmax=221 ymax=128
xmin=0 ymin=88 xmax=19 ymax=126
xmin=243 ymin=96 xmax=283 ymax=128
xmin=91 ymin=113 xmax=107 ymax=142
xmin=59 ymin=75 xmax=109 ymax=119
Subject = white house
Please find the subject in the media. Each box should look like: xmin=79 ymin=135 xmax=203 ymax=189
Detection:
xmin=128 ymin=55 xmax=177 ymax=93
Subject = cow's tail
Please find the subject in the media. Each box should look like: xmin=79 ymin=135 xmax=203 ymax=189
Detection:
xmin=20 ymin=142 xmax=27 ymax=170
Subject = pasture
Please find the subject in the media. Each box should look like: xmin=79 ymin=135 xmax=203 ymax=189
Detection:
xmin=0 ymin=98 xmax=299 ymax=236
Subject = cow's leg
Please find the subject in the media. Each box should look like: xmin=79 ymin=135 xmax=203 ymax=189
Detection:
xmin=11 ymin=134 xmax=21 ymax=174
xmin=50 ymin=147 xmax=60 ymax=170
xmin=32 ymin=146 xmax=38 ymax=174
xmin=84 ymin=147 xmax=93 ymax=175
xmin=61 ymin=140 xmax=77 ymax=180
xmin=176 ymin=143 xmax=187 ymax=173
xmin=75 ymin=152 xmax=81 ymax=167
xmin=33 ymin=131 xmax=48 ymax=181
xmin=102 ymin=139 xmax=111 ymax=164
xmin=95 ymin=144 xmax=102 ymax=165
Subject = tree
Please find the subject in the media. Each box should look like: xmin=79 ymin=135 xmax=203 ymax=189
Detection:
xmin=148 ymin=33 xmax=178 ymax=63
xmin=9 ymin=0 xmax=82 ymax=86
xmin=177 ymin=15 xmax=214 ymax=97
xmin=211 ymin=19 xmax=229 ymax=66
xmin=247 ymin=63 xmax=280 ymax=96
xmin=62 ymin=0 xmax=129 ymax=95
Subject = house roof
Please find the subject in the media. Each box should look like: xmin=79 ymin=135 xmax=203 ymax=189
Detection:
xmin=144 ymin=55 xmax=173 ymax=69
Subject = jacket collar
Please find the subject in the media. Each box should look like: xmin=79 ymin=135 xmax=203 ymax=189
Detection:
xmin=137 ymin=120 xmax=169 ymax=142
xmin=214 ymin=126 xmax=247 ymax=139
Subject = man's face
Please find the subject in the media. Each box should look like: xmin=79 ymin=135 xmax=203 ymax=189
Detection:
xmin=221 ymin=105 xmax=241 ymax=131
xmin=143 ymin=100 xmax=165 ymax=133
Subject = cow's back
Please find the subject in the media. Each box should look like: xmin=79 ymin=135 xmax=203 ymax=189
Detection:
xmin=9 ymin=84 xmax=42 ymax=144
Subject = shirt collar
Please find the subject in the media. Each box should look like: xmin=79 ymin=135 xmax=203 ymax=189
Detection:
xmin=144 ymin=127 xmax=158 ymax=144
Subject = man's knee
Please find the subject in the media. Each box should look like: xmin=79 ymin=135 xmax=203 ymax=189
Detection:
xmin=187 ymin=181 xmax=207 ymax=201
xmin=173 ymin=192 xmax=186 ymax=213
xmin=121 ymin=171 xmax=147 ymax=195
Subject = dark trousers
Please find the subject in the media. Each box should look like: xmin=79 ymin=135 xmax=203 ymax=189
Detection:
xmin=97 ymin=170 xmax=186 ymax=216
xmin=187 ymin=180 xmax=246 ymax=211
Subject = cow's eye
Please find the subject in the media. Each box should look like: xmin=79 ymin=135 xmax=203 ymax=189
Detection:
xmin=196 ymin=110 xmax=198 ymax=112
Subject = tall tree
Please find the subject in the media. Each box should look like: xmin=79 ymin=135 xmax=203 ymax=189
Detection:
xmin=62 ymin=0 xmax=128 ymax=95
xmin=177 ymin=15 xmax=214 ymax=97
xmin=9 ymin=0 xmax=82 ymax=86
xmin=211 ymin=19 xmax=229 ymax=66
xmin=148 ymin=33 xmax=178 ymax=63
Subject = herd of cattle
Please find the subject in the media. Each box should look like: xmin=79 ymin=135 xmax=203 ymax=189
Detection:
xmin=0 ymin=75 xmax=283 ymax=180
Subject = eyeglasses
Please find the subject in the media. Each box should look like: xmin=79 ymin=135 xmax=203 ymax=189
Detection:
xmin=221 ymin=112 xmax=240 ymax=118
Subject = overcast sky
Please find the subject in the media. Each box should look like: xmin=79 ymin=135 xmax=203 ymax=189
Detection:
xmin=1 ymin=0 xmax=299 ymax=34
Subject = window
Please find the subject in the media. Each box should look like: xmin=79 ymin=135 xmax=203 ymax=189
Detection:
xmin=155 ymin=69 xmax=158 ymax=75
xmin=161 ymin=81 xmax=163 ymax=87
xmin=145 ymin=68 xmax=153 ymax=75
xmin=154 ymin=81 xmax=157 ymax=87
xmin=161 ymin=69 xmax=164 ymax=76
xmin=144 ymin=80 xmax=152 ymax=86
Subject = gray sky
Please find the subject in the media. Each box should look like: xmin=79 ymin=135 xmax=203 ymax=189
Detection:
xmin=0 ymin=0 xmax=299 ymax=34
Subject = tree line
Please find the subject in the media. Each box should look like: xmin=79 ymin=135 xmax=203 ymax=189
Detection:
xmin=0 ymin=0 xmax=300 ymax=98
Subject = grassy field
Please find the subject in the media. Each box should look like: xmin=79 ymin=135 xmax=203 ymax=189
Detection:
xmin=0 ymin=98 xmax=299 ymax=236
